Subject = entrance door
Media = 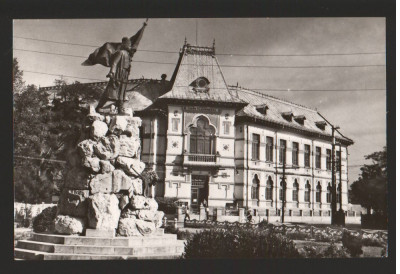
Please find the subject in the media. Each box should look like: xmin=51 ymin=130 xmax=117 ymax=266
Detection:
xmin=191 ymin=175 xmax=209 ymax=213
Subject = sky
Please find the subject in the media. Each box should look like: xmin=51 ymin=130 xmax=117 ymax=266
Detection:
xmin=13 ymin=18 xmax=386 ymax=184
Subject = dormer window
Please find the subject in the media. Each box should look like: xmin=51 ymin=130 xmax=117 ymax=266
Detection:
xmin=294 ymin=115 xmax=306 ymax=125
xmin=282 ymin=111 xmax=293 ymax=122
xmin=255 ymin=104 xmax=268 ymax=115
xmin=315 ymin=121 xmax=327 ymax=130
xmin=189 ymin=77 xmax=210 ymax=93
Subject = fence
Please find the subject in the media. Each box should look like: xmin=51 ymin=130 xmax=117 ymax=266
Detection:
xmin=183 ymin=219 xmax=388 ymax=244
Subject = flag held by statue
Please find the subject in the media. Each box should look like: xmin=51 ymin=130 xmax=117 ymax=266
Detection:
xmin=82 ymin=20 xmax=147 ymax=67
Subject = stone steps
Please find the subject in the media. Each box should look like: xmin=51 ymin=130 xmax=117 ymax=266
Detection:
xmin=14 ymin=248 xmax=183 ymax=260
xmin=17 ymin=239 xmax=185 ymax=255
xmin=31 ymin=233 xmax=178 ymax=246
xmin=15 ymin=232 xmax=185 ymax=260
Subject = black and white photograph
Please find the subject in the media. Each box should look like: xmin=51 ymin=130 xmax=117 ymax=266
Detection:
xmin=10 ymin=7 xmax=393 ymax=269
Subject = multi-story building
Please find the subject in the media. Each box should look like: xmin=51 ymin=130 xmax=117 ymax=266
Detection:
xmin=41 ymin=42 xmax=354 ymax=221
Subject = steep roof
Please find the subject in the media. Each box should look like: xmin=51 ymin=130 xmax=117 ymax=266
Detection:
xmin=157 ymin=44 xmax=245 ymax=107
xmin=232 ymin=86 xmax=353 ymax=145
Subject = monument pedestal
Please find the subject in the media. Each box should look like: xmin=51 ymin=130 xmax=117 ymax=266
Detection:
xmin=85 ymin=229 xmax=115 ymax=238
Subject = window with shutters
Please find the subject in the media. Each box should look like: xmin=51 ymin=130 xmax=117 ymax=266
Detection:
xmin=252 ymin=134 xmax=260 ymax=160
xmin=171 ymin=118 xmax=180 ymax=132
xmin=292 ymin=142 xmax=299 ymax=166
xmin=266 ymin=137 xmax=273 ymax=162
xmin=304 ymin=181 xmax=311 ymax=202
xmin=279 ymin=140 xmax=286 ymax=164
xmin=326 ymin=149 xmax=332 ymax=170
xmin=304 ymin=144 xmax=310 ymax=167
xmin=316 ymin=147 xmax=321 ymax=169
xmin=223 ymin=121 xmax=231 ymax=135
xmin=316 ymin=182 xmax=322 ymax=203
xmin=266 ymin=176 xmax=273 ymax=200
xmin=336 ymin=151 xmax=341 ymax=171
xmin=292 ymin=180 xmax=299 ymax=202
xmin=251 ymin=175 xmax=260 ymax=200
xmin=326 ymin=183 xmax=332 ymax=203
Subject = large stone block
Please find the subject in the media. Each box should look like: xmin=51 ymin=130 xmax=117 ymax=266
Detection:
xmin=94 ymin=136 xmax=120 ymax=160
xmin=124 ymin=117 xmax=142 ymax=138
xmin=135 ymin=219 xmax=156 ymax=235
xmin=87 ymin=193 xmax=120 ymax=231
xmin=130 ymin=178 xmax=143 ymax=196
xmin=115 ymin=156 xmax=145 ymax=176
xmin=119 ymin=135 xmax=140 ymax=158
xmin=54 ymin=215 xmax=86 ymax=235
xmin=91 ymin=120 xmax=109 ymax=141
xmin=57 ymin=189 xmax=90 ymax=217
xmin=109 ymin=116 xmax=128 ymax=135
xmin=82 ymin=156 xmax=101 ymax=173
xmin=117 ymin=218 xmax=141 ymax=236
xmin=112 ymin=169 xmax=133 ymax=192
xmin=64 ymin=167 xmax=91 ymax=190
xmin=77 ymin=139 xmax=96 ymax=158
xmin=120 ymin=207 xmax=137 ymax=219
xmin=130 ymin=196 xmax=158 ymax=211
xmin=100 ymin=160 xmax=115 ymax=174
xmin=89 ymin=173 xmax=113 ymax=194
xmin=119 ymin=195 xmax=130 ymax=210
xmin=135 ymin=210 xmax=164 ymax=228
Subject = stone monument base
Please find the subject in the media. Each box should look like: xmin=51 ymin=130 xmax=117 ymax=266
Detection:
xmin=14 ymin=230 xmax=184 ymax=260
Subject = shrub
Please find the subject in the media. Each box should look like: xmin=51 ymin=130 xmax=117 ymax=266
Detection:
xmin=323 ymin=242 xmax=351 ymax=258
xmin=183 ymin=227 xmax=301 ymax=259
xmin=32 ymin=206 xmax=57 ymax=233
xmin=362 ymin=237 xmax=385 ymax=247
xmin=155 ymin=197 xmax=178 ymax=215
xmin=301 ymin=242 xmax=350 ymax=258
xmin=342 ymin=230 xmax=363 ymax=257
xmin=286 ymin=231 xmax=308 ymax=240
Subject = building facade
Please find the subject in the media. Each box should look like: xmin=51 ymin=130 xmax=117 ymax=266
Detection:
xmin=41 ymin=42 xmax=354 ymax=220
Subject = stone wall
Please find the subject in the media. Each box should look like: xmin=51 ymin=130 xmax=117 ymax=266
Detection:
xmin=54 ymin=107 xmax=164 ymax=236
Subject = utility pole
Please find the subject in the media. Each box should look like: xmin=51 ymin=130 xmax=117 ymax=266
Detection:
xmin=331 ymin=126 xmax=339 ymax=225
xmin=337 ymin=144 xmax=345 ymax=225
xmin=277 ymin=150 xmax=298 ymax=223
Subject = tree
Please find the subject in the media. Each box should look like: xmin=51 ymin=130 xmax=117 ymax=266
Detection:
xmin=13 ymin=58 xmax=25 ymax=95
xmin=349 ymin=147 xmax=387 ymax=215
xmin=13 ymin=66 xmax=103 ymax=203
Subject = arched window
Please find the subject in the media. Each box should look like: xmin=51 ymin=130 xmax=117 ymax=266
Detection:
xmin=266 ymin=176 xmax=273 ymax=200
xmin=279 ymin=180 xmax=286 ymax=201
xmin=326 ymin=183 xmax=332 ymax=203
xmin=304 ymin=181 xmax=311 ymax=202
xmin=292 ymin=180 xmax=299 ymax=202
xmin=316 ymin=182 xmax=322 ymax=203
xmin=189 ymin=116 xmax=215 ymax=155
xmin=251 ymin=175 xmax=260 ymax=200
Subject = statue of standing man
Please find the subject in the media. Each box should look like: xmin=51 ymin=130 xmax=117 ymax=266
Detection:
xmin=82 ymin=20 xmax=148 ymax=114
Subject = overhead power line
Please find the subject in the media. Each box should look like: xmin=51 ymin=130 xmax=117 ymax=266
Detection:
xmin=13 ymin=36 xmax=386 ymax=57
xmin=13 ymin=48 xmax=386 ymax=69
xmin=23 ymin=69 xmax=386 ymax=92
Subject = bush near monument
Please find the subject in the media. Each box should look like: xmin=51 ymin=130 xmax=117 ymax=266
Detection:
xmin=183 ymin=227 xmax=301 ymax=259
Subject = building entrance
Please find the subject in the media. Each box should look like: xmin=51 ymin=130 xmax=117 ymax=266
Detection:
xmin=190 ymin=175 xmax=209 ymax=213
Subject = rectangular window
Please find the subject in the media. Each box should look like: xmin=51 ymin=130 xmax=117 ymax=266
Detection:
xmin=223 ymin=121 xmax=231 ymax=135
xmin=336 ymin=151 xmax=341 ymax=171
xmin=252 ymin=134 xmax=260 ymax=160
xmin=279 ymin=140 xmax=286 ymax=164
xmin=266 ymin=136 xmax=273 ymax=162
xmin=171 ymin=118 xmax=180 ymax=132
xmin=316 ymin=147 xmax=321 ymax=169
xmin=304 ymin=144 xmax=310 ymax=167
xmin=292 ymin=142 xmax=299 ymax=166
xmin=326 ymin=149 xmax=332 ymax=170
